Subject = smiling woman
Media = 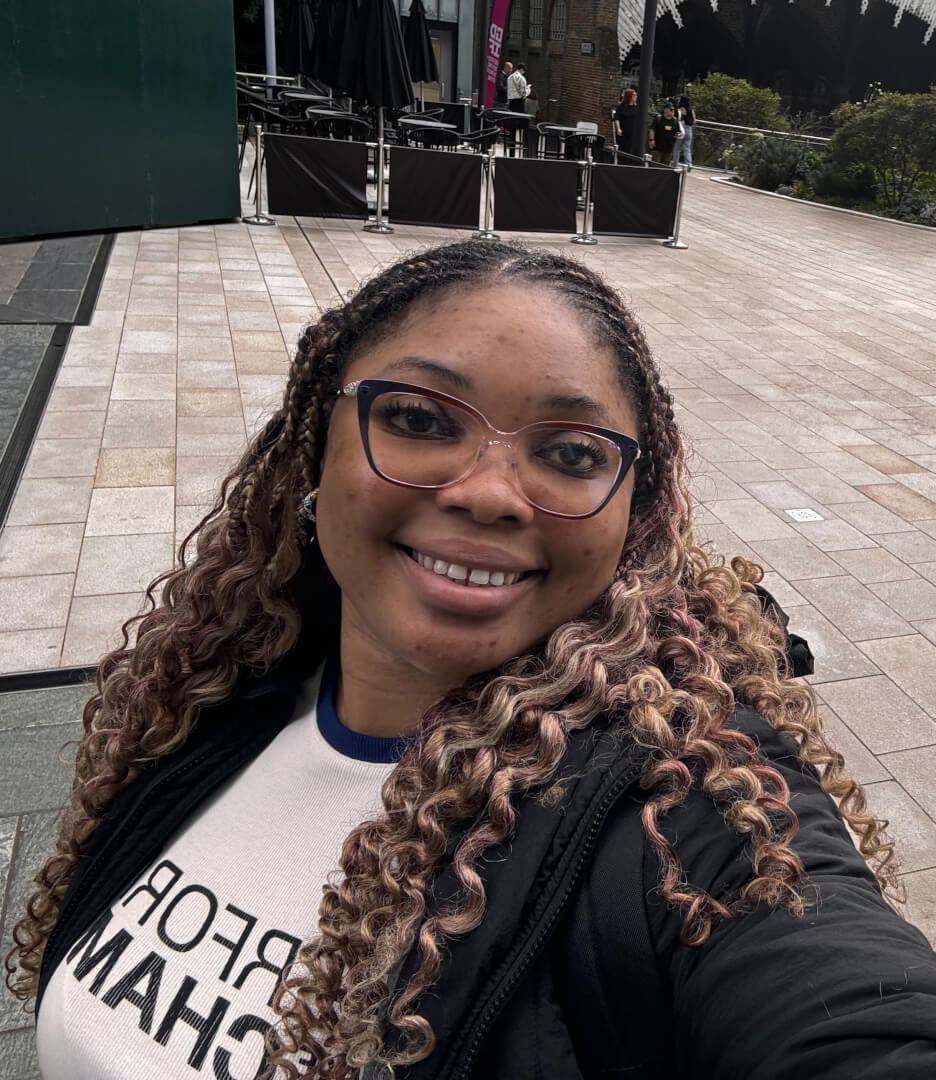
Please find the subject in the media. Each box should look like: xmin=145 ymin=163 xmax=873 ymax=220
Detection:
xmin=8 ymin=241 xmax=936 ymax=1080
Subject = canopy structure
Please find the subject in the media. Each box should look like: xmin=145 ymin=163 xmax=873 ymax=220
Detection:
xmin=617 ymin=0 xmax=936 ymax=55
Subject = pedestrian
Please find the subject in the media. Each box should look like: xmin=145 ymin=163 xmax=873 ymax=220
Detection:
xmin=495 ymin=60 xmax=513 ymax=108
xmin=648 ymin=100 xmax=682 ymax=163
xmin=506 ymin=62 xmax=531 ymax=113
xmin=10 ymin=241 xmax=936 ymax=1079
xmin=673 ymin=93 xmax=695 ymax=169
xmin=614 ymin=87 xmax=638 ymax=158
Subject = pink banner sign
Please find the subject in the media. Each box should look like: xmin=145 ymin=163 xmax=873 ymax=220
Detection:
xmin=485 ymin=0 xmax=510 ymax=109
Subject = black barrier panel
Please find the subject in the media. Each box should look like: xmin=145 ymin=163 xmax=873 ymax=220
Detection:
xmin=389 ymin=147 xmax=482 ymax=230
xmin=265 ymin=134 xmax=367 ymax=219
xmin=493 ymin=159 xmax=579 ymax=233
xmin=591 ymin=164 xmax=680 ymax=238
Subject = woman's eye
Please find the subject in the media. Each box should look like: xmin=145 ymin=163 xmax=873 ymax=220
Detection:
xmin=537 ymin=437 xmax=608 ymax=476
xmin=378 ymin=401 xmax=458 ymax=439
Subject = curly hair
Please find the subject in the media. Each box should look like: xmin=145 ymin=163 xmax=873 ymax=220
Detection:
xmin=6 ymin=240 xmax=898 ymax=1078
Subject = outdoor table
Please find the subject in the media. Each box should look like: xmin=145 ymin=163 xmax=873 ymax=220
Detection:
xmin=280 ymin=91 xmax=334 ymax=104
xmin=483 ymin=109 xmax=533 ymax=156
xmin=397 ymin=116 xmax=458 ymax=130
xmin=537 ymin=123 xmax=577 ymax=160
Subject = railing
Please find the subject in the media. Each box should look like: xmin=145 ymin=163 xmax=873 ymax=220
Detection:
xmin=693 ymin=119 xmax=830 ymax=170
xmin=235 ymin=71 xmax=299 ymax=85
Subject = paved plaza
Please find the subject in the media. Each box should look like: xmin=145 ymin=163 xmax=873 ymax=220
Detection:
xmin=2 ymin=167 xmax=936 ymax=1073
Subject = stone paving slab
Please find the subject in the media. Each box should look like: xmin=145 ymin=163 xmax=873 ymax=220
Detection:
xmin=1 ymin=163 xmax=936 ymax=1067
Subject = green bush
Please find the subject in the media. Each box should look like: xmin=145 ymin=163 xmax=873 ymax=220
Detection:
xmin=829 ymin=91 xmax=936 ymax=214
xmin=688 ymin=73 xmax=790 ymax=167
xmin=725 ymin=134 xmax=817 ymax=191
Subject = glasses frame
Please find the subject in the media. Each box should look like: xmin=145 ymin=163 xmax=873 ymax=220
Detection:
xmin=338 ymin=378 xmax=641 ymax=520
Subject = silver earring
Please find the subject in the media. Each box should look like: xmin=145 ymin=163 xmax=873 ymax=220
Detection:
xmin=298 ymin=488 xmax=319 ymax=527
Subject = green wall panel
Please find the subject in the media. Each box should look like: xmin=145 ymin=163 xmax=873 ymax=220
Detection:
xmin=1 ymin=0 xmax=240 ymax=239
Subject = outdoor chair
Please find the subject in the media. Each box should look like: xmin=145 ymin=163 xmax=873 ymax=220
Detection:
xmin=564 ymin=132 xmax=606 ymax=160
xmin=534 ymin=123 xmax=565 ymax=160
xmin=463 ymin=127 xmax=501 ymax=155
xmin=400 ymin=126 xmax=461 ymax=151
xmin=309 ymin=114 xmax=372 ymax=141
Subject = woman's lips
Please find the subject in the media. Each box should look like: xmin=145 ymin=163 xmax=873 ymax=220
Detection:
xmin=394 ymin=545 xmax=541 ymax=618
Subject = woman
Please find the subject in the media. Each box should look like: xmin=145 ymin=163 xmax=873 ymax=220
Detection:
xmin=8 ymin=241 xmax=936 ymax=1079
xmin=614 ymin=88 xmax=638 ymax=157
xmin=673 ymin=93 xmax=694 ymax=169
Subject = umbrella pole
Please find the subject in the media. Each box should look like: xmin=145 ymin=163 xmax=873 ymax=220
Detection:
xmin=420 ymin=83 xmax=424 ymax=110
xmin=364 ymin=108 xmax=393 ymax=234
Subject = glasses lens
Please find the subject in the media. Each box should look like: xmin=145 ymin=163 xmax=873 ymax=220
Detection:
xmin=518 ymin=427 xmax=623 ymax=516
xmin=367 ymin=390 xmax=482 ymax=487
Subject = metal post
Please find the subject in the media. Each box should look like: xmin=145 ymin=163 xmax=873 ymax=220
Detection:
xmin=643 ymin=153 xmax=652 ymax=167
xmin=263 ymin=0 xmax=278 ymax=96
xmin=633 ymin=0 xmax=659 ymax=159
xmin=571 ymin=149 xmax=597 ymax=245
xmin=473 ymin=147 xmax=499 ymax=240
xmin=243 ymin=126 xmax=275 ymax=226
xmin=662 ymin=163 xmax=689 ymax=250
xmin=364 ymin=109 xmax=393 ymax=234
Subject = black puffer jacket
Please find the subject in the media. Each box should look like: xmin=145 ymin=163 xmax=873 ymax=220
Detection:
xmin=39 ymin=664 xmax=936 ymax=1079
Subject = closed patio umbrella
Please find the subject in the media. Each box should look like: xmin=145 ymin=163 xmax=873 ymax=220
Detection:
xmin=403 ymin=0 xmax=439 ymax=109
xmin=309 ymin=0 xmax=340 ymax=89
xmin=360 ymin=0 xmax=414 ymax=234
xmin=284 ymin=0 xmax=316 ymax=83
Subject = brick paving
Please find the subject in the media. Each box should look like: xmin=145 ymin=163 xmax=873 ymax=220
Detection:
xmin=2 ymin=162 xmax=936 ymax=1073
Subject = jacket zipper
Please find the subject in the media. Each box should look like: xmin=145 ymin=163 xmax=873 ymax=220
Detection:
xmin=452 ymin=770 xmax=636 ymax=1080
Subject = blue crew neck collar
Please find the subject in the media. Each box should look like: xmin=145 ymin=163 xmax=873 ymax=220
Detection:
xmin=316 ymin=657 xmax=412 ymax=764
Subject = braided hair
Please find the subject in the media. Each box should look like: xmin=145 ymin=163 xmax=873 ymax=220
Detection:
xmin=7 ymin=241 xmax=895 ymax=1079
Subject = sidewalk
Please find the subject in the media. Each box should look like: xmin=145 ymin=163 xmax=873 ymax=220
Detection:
xmin=1 ymin=166 xmax=936 ymax=1073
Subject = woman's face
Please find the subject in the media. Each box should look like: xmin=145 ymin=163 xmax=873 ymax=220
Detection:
xmin=316 ymin=283 xmax=640 ymax=684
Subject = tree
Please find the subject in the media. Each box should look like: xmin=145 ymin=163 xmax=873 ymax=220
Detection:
xmin=829 ymin=91 xmax=936 ymax=213
xmin=689 ymin=73 xmax=789 ymax=130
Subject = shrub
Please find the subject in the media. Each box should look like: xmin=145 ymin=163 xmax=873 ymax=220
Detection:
xmin=829 ymin=91 xmax=936 ymax=214
xmin=687 ymin=74 xmax=790 ymax=167
xmin=726 ymin=134 xmax=817 ymax=191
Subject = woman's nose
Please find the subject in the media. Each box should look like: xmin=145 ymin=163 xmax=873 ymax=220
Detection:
xmin=434 ymin=444 xmax=535 ymax=525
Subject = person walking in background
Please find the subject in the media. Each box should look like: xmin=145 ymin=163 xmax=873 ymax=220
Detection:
xmin=648 ymin=101 xmax=682 ymax=163
xmin=506 ymin=63 xmax=531 ymax=113
xmin=673 ymin=94 xmax=695 ymax=169
xmin=495 ymin=61 xmax=513 ymax=108
xmin=614 ymin=88 xmax=638 ymax=158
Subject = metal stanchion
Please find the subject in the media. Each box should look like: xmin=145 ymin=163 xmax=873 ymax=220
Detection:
xmin=364 ymin=109 xmax=393 ymax=234
xmin=571 ymin=150 xmax=597 ymax=246
xmin=473 ymin=148 xmax=499 ymax=241
xmin=243 ymin=125 xmax=275 ymax=226
xmin=643 ymin=153 xmax=652 ymax=168
xmin=662 ymin=164 xmax=689 ymax=250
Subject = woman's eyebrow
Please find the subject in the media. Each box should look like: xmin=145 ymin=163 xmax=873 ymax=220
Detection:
xmin=540 ymin=393 xmax=611 ymax=422
xmin=385 ymin=356 xmax=472 ymax=390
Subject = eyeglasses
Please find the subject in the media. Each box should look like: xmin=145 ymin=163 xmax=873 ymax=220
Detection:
xmin=337 ymin=379 xmax=641 ymax=519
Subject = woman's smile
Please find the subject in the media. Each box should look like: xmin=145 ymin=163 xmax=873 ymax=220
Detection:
xmin=393 ymin=542 xmax=545 ymax=619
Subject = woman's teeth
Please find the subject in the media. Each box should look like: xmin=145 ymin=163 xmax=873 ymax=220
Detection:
xmin=409 ymin=549 xmax=522 ymax=587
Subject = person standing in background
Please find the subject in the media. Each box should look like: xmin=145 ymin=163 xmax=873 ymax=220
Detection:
xmin=673 ymin=94 xmax=695 ymax=169
xmin=506 ymin=63 xmax=531 ymax=113
xmin=648 ymin=101 xmax=681 ymax=163
xmin=495 ymin=61 xmax=513 ymax=108
xmin=614 ymin=88 xmax=638 ymax=158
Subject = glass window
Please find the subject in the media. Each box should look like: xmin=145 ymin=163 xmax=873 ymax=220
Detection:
xmin=529 ymin=0 xmax=544 ymax=39
xmin=439 ymin=0 xmax=458 ymax=19
xmin=509 ymin=1 xmax=523 ymax=41
xmin=550 ymin=0 xmax=567 ymax=40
